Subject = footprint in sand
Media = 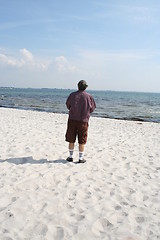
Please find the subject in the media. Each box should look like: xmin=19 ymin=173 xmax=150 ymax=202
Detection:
xmin=73 ymin=213 xmax=85 ymax=221
xmin=135 ymin=216 xmax=145 ymax=223
xmin=117 ymin=176 xmax=124 ymax=180
xmin=143 ymin=195 xmax=149 ymax=201
xmin=121 ymin=201 xmax=129 ymax=206
xmin=92 ymin=218 xmax=113 ymax=236
xmin=136 ymin=225 xmax=142 ymax=234
xmin=11 ymin=197 xmax=17 ymax=202
xmin=6 ymin=210 xmax=14 ymax=218
xmin=67 ymin=190 xmax=77 ymax=200
xmin=125 ymin=162 xmax=131 ymax=169
xmin=34 ymin=223 xmax=48 ymax=236
xmin=53 ymin=226 xmax=64 ymax=239
xmin=77 ymin=208 xmax=84 ymax=214
xmin=115 ymin=205 xmax=122 ymax=211
xmin=110 ymin=190 xmax=115 ymax=196
xmin=128 ymin=188 xmax=136 ymax=194
xmin=122 ymin=212 xmax=128 ymax=217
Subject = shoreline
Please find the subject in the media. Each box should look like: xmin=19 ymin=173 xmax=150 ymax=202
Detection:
xmin=1 ymin=88 xmax=160 ymax=124
xmin=0 ymin=106 xmax=159 ymax=124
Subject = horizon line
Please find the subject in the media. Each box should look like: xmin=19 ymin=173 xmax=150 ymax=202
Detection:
xmin=0 ymin=86 xmax=160 ymax=94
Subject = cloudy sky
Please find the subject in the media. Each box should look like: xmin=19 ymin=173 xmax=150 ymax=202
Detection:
xmin=0 ymin=0 xmax=160 ymax=92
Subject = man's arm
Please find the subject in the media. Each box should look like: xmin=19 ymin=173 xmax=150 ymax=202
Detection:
xmin=66 ymin=94 xmax=71 ymax=110
xmin=90 ymin=96 xmax=96 ymax=113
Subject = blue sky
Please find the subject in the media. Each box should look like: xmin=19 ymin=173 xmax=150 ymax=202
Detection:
xmin=0 ymin=0 xmax=160 ymax=92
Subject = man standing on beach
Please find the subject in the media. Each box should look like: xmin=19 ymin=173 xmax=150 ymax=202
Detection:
xmin=65 ymin=80 xmax=96 ymax=163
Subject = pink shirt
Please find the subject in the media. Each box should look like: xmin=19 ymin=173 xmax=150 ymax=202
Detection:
xmin=66 ymin=90 xmax=96 ymax=122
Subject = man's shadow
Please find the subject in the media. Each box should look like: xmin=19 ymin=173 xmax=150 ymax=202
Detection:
xmin=0 ymin=156 xmax=67 ymax=165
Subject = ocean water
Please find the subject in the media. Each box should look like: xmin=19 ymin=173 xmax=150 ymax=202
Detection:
xmin=0 ymin=87 xmax=160 ymax=123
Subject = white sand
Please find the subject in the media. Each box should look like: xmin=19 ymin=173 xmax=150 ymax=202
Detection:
xmin=0 ymin=107 xmax=160 ymax=240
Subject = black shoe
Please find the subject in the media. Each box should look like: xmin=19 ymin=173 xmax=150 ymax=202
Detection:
xmin=66 ymin=157 xmax=73 ymax=162
xmin=78 ymin=159 xmax=86 ymax=163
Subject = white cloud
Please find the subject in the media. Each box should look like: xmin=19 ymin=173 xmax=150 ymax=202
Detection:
xmin=0 ymin=53 xmax=24 ymax=67
xmin=0 ymin=49 xmax=79 ymax=74
xmin=55 ymin=56 xmax=79 ymax=72
xmin=0 ymin=48 xmax=49 ymax=70
xmin=20 ymin=48 xmax=34 ymax=61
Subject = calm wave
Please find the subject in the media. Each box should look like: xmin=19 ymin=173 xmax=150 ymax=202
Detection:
xmin=0 ymin=88 xmax=160 ymax=123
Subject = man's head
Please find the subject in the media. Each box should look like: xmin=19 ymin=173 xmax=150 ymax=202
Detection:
xmin=78 ymin=80 xmax=88 ymax=91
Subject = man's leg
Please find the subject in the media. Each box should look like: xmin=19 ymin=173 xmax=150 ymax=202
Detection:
xmin=79 ymin=144 xmax=86 ymax=163
xmin=69 ymin=142 xmax=74 ymax=158
xmin=78 ymin=122 xmax=88 ymax=163
xmin=79 ymin=144 xmax=84 ymax=152
xmin=65 ymin=119 xmax=76 ymax=162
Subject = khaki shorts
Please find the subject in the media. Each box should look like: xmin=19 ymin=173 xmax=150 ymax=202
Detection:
xmin=65 ymin=119 xmax=88 ymax=144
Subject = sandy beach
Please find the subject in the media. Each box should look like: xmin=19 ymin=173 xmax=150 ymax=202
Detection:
xmin=0 ymin=107 xmax=160 ymax=240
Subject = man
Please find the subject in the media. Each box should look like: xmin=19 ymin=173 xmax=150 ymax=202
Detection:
xmin=65 ymin=80 xmax=96 ymax=163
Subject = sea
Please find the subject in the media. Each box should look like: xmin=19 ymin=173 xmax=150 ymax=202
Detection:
xmin=0 ymin=87 xmax=160 ymax=123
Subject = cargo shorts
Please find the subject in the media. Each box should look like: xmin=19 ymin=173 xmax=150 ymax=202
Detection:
xmin=65 ymin=119 xmax=88 ymax=144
